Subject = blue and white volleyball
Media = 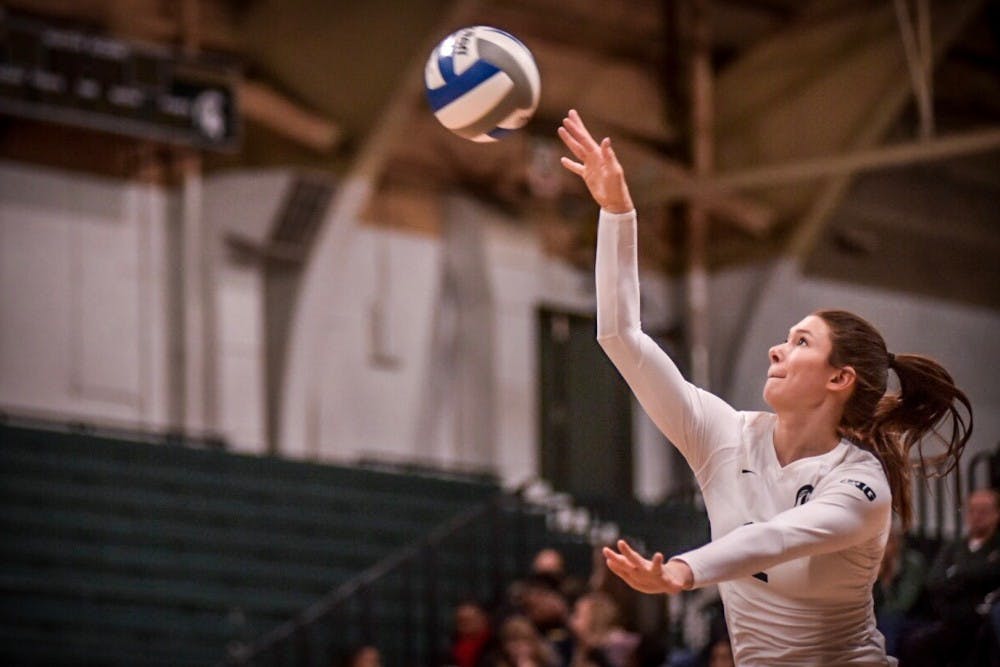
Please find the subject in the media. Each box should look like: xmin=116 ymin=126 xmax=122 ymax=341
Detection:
xmin=424 ymin=26 xmax=541 ymax=142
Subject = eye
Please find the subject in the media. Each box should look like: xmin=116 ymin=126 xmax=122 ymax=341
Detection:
xmin=796 ymin=337 xmax=808 ymax=346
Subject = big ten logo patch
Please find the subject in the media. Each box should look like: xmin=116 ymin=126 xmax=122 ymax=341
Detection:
xmin=842 ymin=479 xmax=877 ymax=501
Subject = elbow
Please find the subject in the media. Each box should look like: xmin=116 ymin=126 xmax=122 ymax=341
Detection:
xmin=597 ymin=331 xmax=628 ymax=362
xmin=597 ymin=329 xmax=644 ymax=372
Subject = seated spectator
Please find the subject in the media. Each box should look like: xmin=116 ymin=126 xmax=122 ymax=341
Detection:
xmin=533 ymin=548 xmax=567 ymax=580
xmin=520 ymin=573 xmax=574 ymax=664
xmin=532 ymin=547 xmax=586 ymax=602
xmin=481 ymin=615 xmax=561 ymax=667
xmin=568 ymin=591 xmax=640 ymax=667
xmin=667 ymin=613 xmax=730 ymax=667
xmin=873 ymin=518 xmax=928 ymax=655
xmin=701 ymin=634 xmax=733 ymax=667
xmin=339 ymin=644 xmax=382 ymax=667
xmin=448 ymin=599 xmax=496 ymax=667
xmin=900 ymin=487 xmax=1000 ymax=667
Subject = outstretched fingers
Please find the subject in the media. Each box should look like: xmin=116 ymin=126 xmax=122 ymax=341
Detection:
xmin=557 ymin=125 xmax=586 ymax=160
xmin=566 ymin=109 xmax=599 ymax=150
xmin=561 ymin=109 xmax=600 ymax=154
xmin=601 ymin=137 xmax=618 ymax=163
xmin=559 ymin=155 xmax=585 ymax=176
xmin=617 ymin=539 xmax=645 ymax=565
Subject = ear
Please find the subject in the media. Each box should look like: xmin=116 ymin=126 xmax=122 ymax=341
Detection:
xmin=828 ymin=365 xmax=857 ymax=394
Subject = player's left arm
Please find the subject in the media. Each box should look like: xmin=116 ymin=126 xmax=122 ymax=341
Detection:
xmin=675 ymin=471 xmax=891 ymax=588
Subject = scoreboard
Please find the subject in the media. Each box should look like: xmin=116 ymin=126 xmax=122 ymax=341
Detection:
xmin=0 ymin=9 xmax=240 ymax=151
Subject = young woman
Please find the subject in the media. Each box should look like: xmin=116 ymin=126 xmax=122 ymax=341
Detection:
xmin=557 ymin=109 xmax=972 ymax=665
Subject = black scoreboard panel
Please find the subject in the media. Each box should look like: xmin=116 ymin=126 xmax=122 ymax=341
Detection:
xmin=0 ymin=9 xmax=240 ymax=151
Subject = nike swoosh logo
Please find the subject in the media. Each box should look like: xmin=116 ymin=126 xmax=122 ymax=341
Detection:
xmin=741 ymin=469 xmax=756 ymax=474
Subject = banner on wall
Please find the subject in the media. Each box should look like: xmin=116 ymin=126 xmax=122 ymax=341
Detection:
xmin=0 ymin=9 xmax=240 ymax=151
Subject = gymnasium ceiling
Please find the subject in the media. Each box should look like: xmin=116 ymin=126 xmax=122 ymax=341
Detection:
xmin=3 ymin=0 xmax=1000 ymax=309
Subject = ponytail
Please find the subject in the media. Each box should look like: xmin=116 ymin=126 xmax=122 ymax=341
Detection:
xmin=816 ymin=311 xmax=973 ymax=529
xmin=866 ymin=353 xmax=972 ymax=528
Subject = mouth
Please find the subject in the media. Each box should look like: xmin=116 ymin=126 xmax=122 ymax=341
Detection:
xmin=767 ymin=370 xmax=785 ymax=380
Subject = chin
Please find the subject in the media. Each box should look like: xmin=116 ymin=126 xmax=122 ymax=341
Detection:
xmin=762 ymin=384 xmax=789 ymax=412
xmin=762 ymin=383 xmax=778 ymax=409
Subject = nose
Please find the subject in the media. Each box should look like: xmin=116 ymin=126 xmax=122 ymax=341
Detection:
xmin=769 ymin=343 xmax=783 ymax=364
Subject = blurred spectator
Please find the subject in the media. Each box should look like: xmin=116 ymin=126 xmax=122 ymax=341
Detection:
xmin=340 ymin=644 xmax=382 ymax=667
xmin=568 ymin=591 xmax=640 ymax=667
xmin=520 ymin=573 xmax=574 ymax=664
xmin=481 ymin=615 xmax=561 ymax=667
xmin=448 ymin=599 xmax=496 ymax=667
xmin=873 ymin=518 xmax=928 ymax=655
xmin=668 ymin=612 xmax=729 ymax=667
xmin=532 ymin=547 xmax=586 ymax=603
xmin=900 ymin=487 xmax=1000 ymax=666
xmin=701 ymin=634 xmax=734 ymax=667
xmin=533 ymin=548 xmax=567 ymax=579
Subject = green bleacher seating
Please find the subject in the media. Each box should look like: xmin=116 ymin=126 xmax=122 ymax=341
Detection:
xmin=0 ymin=420 xmax=500 ymax=667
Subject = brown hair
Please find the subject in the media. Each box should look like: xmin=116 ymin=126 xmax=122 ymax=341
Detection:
xmin=816 ymin=309 xmax=973 ymax=528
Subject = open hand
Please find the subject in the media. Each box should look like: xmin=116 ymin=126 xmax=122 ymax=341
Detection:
xmin=603 ymin=539 xmax=693 ymax=595
xmin=557 ymin=109 xmax=634 ymax=214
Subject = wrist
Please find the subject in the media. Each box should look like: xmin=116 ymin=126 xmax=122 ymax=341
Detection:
xmin=603 ymin=195 xmax=634 ymax=215
xmin=601 ymin=204 xmax=634 ymax=216
xmin=666 ymin=558 xmax=695 ymax=590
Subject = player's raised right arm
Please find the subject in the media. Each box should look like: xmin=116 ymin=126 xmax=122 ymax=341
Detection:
xmin=558 ymin=110 xmax=740 ymax=466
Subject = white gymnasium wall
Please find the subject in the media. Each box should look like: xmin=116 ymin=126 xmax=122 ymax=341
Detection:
xmin=303 ymin=196 xmax=612 ymax=488
xmin=310 ymin=224 xmax=443 ymax=464
xmin=0 ymin=161 xmax=171 ymax=429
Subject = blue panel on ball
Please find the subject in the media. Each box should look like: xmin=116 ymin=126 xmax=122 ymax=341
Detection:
xmin=439 ymin=53 xmax=456 ymax=83
xmin=425 ymin=59 xmax=502 ymax=112
xmin=487 ymin=126 xmax=513 ymax=140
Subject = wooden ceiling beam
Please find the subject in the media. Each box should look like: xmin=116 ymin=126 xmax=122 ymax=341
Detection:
xmin=239 ymin=80 xmax=342 ymax=153
xmin=640 ymin=126 xmax=1000 ymax=205
xmin=618 ymin=136 xmax=777 ymax=235
xmin=477 ymin=1 xmax=664 ymax=64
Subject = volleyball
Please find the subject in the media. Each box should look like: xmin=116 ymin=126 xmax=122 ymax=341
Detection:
xmin=424 ymin=26 xmax=541 ymax=142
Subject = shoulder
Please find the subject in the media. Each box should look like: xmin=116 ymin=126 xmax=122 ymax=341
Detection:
xmin=822 ymin=446 xmax=892 ymax=511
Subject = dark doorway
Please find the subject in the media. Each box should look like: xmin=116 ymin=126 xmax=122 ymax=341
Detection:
xmin=538 ymin=308 xmax=633 ymax=500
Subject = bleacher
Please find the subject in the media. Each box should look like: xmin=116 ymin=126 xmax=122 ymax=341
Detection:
xmin=0 ymin=420 xmax=501 ymax=667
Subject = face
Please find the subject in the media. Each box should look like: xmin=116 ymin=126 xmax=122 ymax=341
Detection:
xmin=532 ymin=548 xmax=564 ymax=576
xmin=965 ymin=490 xmax=1000 ymax=540
xmin=350 ymin=647 xmax=382 ymax=667
xmin=523 ymin=586 xmax=568 ymax=627
xmin=763 ymin=315 xmax=844 ymax=411
xmin=455 ymin=603 xmax=489 ymax=636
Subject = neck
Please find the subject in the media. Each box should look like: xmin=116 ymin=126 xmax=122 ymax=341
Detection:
xmin=773 ymin=408 xmax=842 ymax=467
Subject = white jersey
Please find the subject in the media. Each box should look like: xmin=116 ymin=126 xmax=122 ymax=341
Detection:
xmin=596 ymin=209 xmax=895 ymax=666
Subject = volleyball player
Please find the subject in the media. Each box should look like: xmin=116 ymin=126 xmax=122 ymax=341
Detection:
xmin=557 ymin=109 xmax=972 ymax=665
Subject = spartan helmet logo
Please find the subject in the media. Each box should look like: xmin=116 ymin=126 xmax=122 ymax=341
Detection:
xmin=795 ymin=485 xmax=814 ymax=506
